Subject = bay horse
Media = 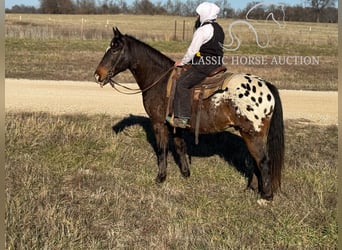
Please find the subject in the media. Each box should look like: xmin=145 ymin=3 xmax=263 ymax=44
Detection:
xmin=94 ymin=27 xmax=284 ymax=203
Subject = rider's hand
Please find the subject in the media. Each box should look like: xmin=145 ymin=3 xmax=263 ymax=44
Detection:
xmin=174 ymin=61 xmax=184 ymax=67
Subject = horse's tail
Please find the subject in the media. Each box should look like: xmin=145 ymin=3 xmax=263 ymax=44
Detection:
xmin=266 ymin=82 xmax=285 ymax=192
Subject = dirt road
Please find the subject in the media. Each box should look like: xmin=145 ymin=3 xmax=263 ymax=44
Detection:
xmin=5 ymin=79 xmax=338 ymax=125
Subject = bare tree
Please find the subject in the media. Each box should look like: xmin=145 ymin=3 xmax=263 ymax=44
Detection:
xmin=116 ymin=0 xmax=129 ymax=13
xmin=6 ymin=4 xmax=38 ymax=13
xmin=40 ymin=0 xmax=74 ymax=13
xmin=40 ymin=0 xmax=59 ymax=13
xmin=59 ymin=0 xmax=75 ymax=13
xmin=132 ymin=0 xmax=166 ymax=15
xmin=307 ymin=0 xmax=336 ymax=22
xmin=75 ymin=0 xmax=96 ymax=14
xmin=166 ymin=0 xmax=182 ymax=15
xmin=9 ymin=0 xmax=337 ymax=22
xmin=132 ymin=0 xmax=152 ymax=14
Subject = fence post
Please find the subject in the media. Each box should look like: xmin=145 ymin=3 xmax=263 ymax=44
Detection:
xmin=182 ymin=20 xmax=185 ymax=41
xmin=81 ymin=18 xmax=84 ymax=39
xmin=174 ymin=20 xmax=177 ymax=41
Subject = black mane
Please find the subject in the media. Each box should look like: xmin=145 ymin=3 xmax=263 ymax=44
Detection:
xmin=125 ymin=34 xmax=174 ymax=70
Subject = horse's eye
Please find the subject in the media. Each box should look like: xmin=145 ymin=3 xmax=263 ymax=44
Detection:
xmin=108 ymin=42 xmax=122 ymax=54
xmin=111 ymin=42 xmax=119 ymax=47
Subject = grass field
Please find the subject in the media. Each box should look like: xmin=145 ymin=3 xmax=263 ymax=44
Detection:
xmin=5 ymin=14 xmax=338 ymax=90
xmin=5 ymin=14 xmax=338 ymax=249
xmin=5 ymin=112 xmax=338 ymax=249
xmin=5 ymin=14 xmax=338 ymax=47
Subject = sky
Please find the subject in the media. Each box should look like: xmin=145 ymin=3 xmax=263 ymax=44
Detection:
xmin=4 ymin=0 xmax=317 ymax=10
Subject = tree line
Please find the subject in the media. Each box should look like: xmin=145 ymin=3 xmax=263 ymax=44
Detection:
xmin=5 ymin=0 xmax=337 ymax=23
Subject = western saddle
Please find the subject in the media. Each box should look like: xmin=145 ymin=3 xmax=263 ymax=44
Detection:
xmin=166 ymin=65 xmax=233 ymax=143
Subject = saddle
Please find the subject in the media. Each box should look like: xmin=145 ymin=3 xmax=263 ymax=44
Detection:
xmin=166 ymin=65 xmax=233 ymax=143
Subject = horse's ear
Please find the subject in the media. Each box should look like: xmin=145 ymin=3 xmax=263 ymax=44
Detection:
xmin=113 ymin=27 xmax=123 ymax=38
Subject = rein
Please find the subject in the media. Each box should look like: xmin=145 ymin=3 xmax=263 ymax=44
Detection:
xmin=109 ymin=66 xmax=174 ymax=95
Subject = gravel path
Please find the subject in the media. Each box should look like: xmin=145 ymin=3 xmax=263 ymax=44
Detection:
xmin=5 ymin=79 xmax=338 ymax=125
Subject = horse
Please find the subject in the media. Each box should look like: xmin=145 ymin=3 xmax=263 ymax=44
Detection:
xmin=94 ymin=27 xmax=284 ymax=203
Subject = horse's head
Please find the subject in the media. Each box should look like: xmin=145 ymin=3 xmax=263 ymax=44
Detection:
xmin=94 ymin=27 xmax=129 ymax=87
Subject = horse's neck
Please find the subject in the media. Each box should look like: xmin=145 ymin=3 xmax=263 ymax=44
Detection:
xmin=127 ymin=38 xmax=173 ymax=90
xmin=130 ymin=63 xmax=171 ymax=89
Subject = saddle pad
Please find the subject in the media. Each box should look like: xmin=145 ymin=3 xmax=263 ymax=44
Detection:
xmin=193 ymin=72 xmax=233 ymax=100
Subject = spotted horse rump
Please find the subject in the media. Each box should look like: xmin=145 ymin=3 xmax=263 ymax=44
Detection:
xmin=212 ymin=73 xmax=275 ymax=132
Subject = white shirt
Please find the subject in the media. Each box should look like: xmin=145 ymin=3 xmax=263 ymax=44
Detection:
xmin=181 ymin=24 xmax=214 ymax=64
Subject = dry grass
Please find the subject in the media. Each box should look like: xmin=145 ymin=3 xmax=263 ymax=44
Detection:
xmin=226 ymin=56 xmax=337 ymax=90
xmin=5 ymin=14 xmax=338 ymax=47
xmin=4 ymin=13 xmax=338 ymax=249
xmin=4 ymin=37 xmax=338 ymax=90
xmin=4 ymin=14 xmax=338 ymax=90
xmin=5 ymin=112 xmax=337 ymax=249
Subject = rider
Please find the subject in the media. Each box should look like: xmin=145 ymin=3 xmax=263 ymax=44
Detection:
xmin=166 ymin=2 xmax=225 ymax=128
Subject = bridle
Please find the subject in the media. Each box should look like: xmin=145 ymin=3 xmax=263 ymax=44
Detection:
xmin=104 ymin=46 xmax=174 ymax=95
xmin=103 ymin=46 xmax=125 ymax=85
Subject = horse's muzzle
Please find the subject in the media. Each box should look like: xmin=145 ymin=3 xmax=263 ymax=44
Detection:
xmin=94 ymin=73 xmax=109 ymax=88
xmin=94 ymin=66 xmax=111 ymax=87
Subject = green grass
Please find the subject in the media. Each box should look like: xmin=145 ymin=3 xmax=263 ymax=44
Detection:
xmin=5 ymin=112 xmax=338 ymax=249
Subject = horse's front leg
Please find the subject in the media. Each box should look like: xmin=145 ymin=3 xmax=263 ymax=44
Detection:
xmin=152 ymin=122 xmax=169 ymax=183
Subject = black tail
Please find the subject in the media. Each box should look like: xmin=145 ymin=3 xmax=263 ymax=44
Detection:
xmin=265 ymin=82 xmax=285 ymax=192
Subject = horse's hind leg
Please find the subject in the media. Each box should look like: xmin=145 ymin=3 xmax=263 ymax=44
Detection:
xmin=153 ymin=122 xmax=169 ymax=183
xmin=173 ymin=129 xmax=190 ymax=178
xmin=240 ymin=131 xmax=273 ymax=201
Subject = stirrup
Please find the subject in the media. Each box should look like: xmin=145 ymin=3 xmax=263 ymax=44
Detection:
xmin=165 ymin=115 xmax=173 ymax=123
xmin=165 ymin=115 xmax=189 ymax=128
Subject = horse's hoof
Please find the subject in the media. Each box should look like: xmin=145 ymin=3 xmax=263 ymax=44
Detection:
xmin=248 ymin=175 xmax=259 ymax=191
xmin=181 ymin=170 xmax=190 ymax=178
xmin=155 ymin=174 xmax=166 ymax=183
xmin=247 ymin=184 xmax=259 ymax=192
xmin=257 ymin=199 xmax=271 ymax=207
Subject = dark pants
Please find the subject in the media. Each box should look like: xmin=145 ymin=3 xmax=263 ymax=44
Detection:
xmin=174 ymin=64 xmax=219 ymax=118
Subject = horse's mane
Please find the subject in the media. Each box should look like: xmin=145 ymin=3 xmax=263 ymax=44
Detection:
xmin=125 ymin=34 xmax=174 ymax=69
